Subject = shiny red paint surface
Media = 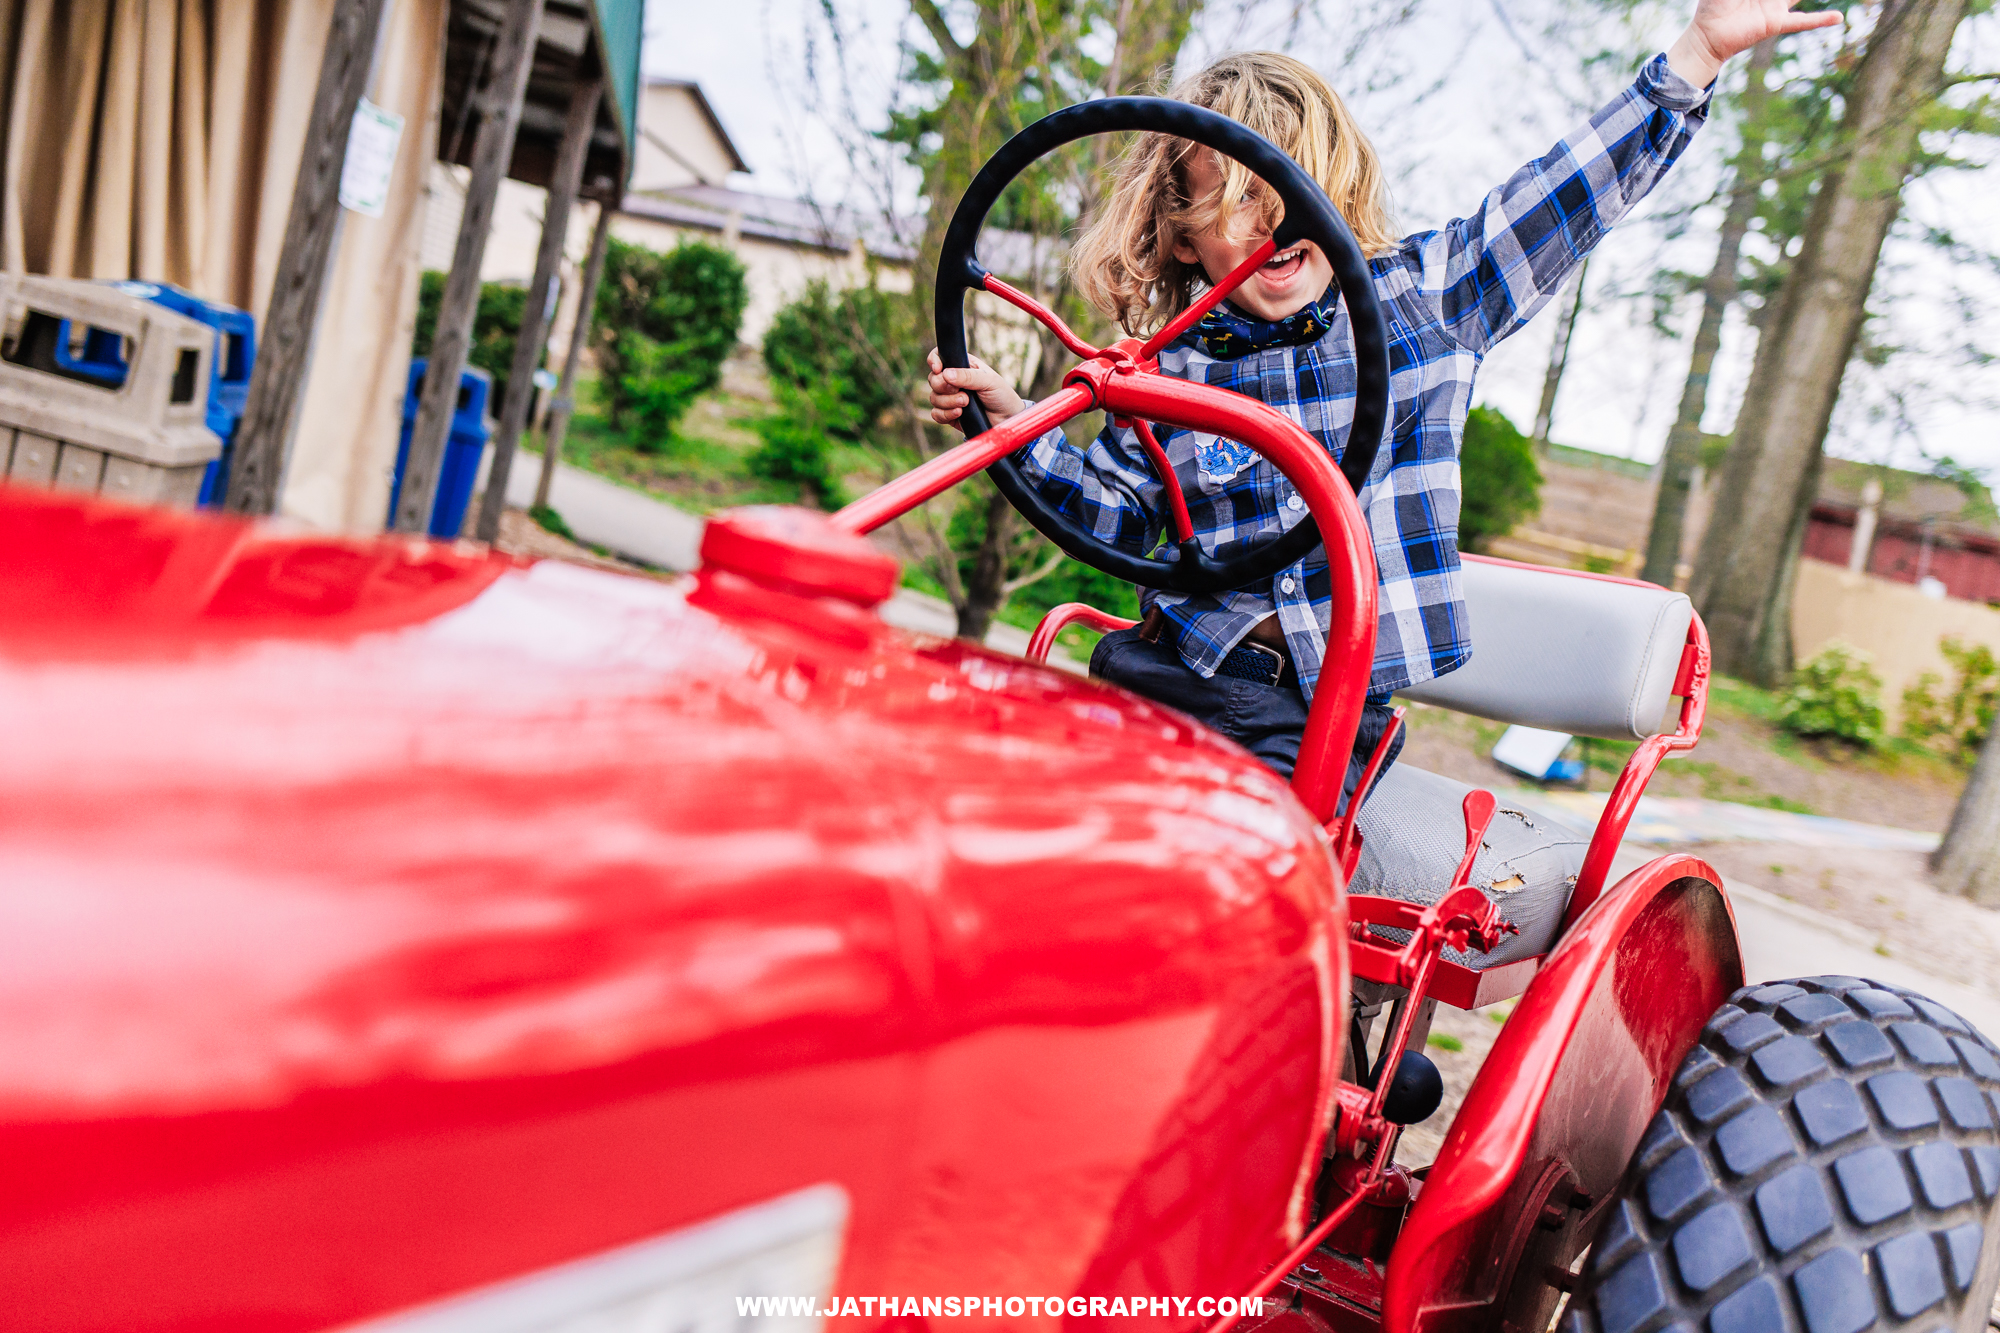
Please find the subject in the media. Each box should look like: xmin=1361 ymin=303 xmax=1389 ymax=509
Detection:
xmin=0 ymin=485 xmax=1347 ymax=1331
xmin=1381 ymin=854 xmax=1743 ymax=1332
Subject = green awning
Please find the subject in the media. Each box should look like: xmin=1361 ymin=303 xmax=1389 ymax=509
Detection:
xmin=589 ymin=0 xmax=642 ymax=183
xmin=439 ymin=0 xmax=643 ymax=197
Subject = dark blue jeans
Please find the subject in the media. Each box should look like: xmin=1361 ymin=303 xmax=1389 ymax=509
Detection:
xmin=1090 ymin=626 xmax=1403 ymax=815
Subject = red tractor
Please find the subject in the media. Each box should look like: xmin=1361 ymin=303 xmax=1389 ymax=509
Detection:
xmin=2 ymin=102 xmax=1996 ymax=1333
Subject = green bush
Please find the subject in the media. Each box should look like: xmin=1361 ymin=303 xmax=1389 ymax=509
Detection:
xmin=1901 ymin=637 xmax=1998 ymax=763
xmin=747 ymin=379 xmax=858 ymax=508
xmin=615 ymin=330 xmax=713 ymax=454
xmin=762 ymin=282 xmax=911 ymax=438
xmin=1459 ymin=405 xmax=1543 ymax=549
xmin=593 ymin=238 xmax=748 ymax=442
xmin=412 ymin=271 xmax=531 ymax=408
xmin=1777 ymin=642 xmax=1886 ymax=747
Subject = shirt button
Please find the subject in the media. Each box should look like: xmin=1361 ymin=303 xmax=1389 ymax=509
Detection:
xmin=1287 ymin=495 xmax=1304 ymax=511
xmin=1281 ymin=577 xmax=1296 ymax=594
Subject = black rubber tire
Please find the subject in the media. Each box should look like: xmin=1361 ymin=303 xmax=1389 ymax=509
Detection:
xmin=1560 ymin=975 xmax=2000 ymax=1333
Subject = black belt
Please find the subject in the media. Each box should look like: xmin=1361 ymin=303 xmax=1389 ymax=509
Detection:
xmin=1141 ymin=607 xmax=1297 ymax=688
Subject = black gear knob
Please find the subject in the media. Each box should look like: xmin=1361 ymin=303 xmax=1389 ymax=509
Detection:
xmin=1376 ymin=1049 xmax=1445 ymax=1125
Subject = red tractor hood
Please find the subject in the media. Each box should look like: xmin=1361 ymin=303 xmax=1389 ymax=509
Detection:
xmin=0 ymin=487 xmax=1344 ymax=1331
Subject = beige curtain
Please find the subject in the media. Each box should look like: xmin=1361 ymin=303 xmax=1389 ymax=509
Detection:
xmin=0 ymin=0 xmax=448 ymax=532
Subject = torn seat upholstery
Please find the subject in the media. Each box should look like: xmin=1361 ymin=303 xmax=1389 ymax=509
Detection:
xmin=1351 ymin=765 xmax=1588 ymax=969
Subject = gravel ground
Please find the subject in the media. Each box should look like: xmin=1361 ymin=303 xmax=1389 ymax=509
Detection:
xmin=1393 ymin=998 xmax=1515 ymax=1171
xmin=1690 ymin=841 xmax=2000 ymax=1007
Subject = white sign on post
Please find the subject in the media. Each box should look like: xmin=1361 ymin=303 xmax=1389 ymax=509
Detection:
xmin=338 ymin=98 xmax=405 ymax=219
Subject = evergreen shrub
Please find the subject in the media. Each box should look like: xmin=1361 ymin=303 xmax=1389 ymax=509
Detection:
xmin=1459 ymin=405 xmax=1543 ymax=549
xmin=1777 ymin=642 xmax=1886 ymax=747
xmin=593 ymin=237 xmax=747 ymax=445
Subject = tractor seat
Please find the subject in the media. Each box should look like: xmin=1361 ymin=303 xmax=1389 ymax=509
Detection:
xmin=1345 ymin=556 xmax=1698 ymax=971
xmin=1350 ymin=764 xmax=1589 ymax=970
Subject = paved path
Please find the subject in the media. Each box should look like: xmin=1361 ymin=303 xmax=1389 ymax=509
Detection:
xmin=1503 ymin=788 xmax=1938 ymax=852
xmin=506 ymin=455 xmax=1996 ymax=1035
xmin=503 ymin=452 xmax=1069 ymax=667
xmin=1598 ymin=834 xmax=2000 ymax=1037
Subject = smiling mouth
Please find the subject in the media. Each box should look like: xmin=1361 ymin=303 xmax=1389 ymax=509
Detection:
xmin=1260 ymin=246 xmax=1307 ymax=280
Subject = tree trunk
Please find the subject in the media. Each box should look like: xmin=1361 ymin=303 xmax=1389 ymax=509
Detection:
xmin=1640 ymin=40 xmax=1774 ymax=589
xmin=1689 ymin=0 xmax=1968 ymax=684
xmin=1530 ymin=258 xmax=1588 ymax=447
xmin=1934 ymin=712 xmax=2000 ymax=904
xmin=955 ymin=489 xmax=1016 ymax=640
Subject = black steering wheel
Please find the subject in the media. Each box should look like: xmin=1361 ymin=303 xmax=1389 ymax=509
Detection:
xmin=934 ymin=96 xmax=1392 ymax=596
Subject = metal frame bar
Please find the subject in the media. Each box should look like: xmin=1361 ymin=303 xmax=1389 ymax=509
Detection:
xmin=832 ymin=344 xmax=1380 ymax=827
xmin=1024 ymin=603 xmax=1136 ymax=663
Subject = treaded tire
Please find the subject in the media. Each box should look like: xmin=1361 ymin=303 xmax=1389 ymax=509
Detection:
xmin=1560 ymin=975 xmax=2000 ymax=1333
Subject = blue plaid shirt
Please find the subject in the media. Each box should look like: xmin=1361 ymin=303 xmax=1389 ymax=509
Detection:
xmin=1017 ymin=55 xmax=1710 ymax=700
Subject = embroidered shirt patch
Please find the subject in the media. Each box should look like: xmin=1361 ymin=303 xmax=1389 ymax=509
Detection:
xmin=1192 ymin=433 xmax=1258 ymax=485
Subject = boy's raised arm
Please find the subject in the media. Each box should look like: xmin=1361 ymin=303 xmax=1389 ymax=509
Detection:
xmin=1406 ymin=55 xmax=1711 ymax=358
xmin=1408 ymin=0 xmax=1839 ymax=357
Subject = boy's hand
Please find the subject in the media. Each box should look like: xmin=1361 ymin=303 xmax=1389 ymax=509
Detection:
xmin=927 ymin=349 xmax=1027 ymax=430
xmin=1668 ymin=1 xmax=1842 ymax=87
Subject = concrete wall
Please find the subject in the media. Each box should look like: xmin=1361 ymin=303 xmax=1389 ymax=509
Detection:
xmin=631 ymin=85 xmax=740 ymax=192
xmin=1793 ymin=557 xmax=2000 ymax=725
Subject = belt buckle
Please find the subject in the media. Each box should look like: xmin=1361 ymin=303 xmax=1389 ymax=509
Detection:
xmin=1237 ymin=639 xmax=1285 ymax=686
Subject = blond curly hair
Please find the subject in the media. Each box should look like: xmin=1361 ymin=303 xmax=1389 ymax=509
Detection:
xmin=1071 ymin=52 xmax=1397 ymax=336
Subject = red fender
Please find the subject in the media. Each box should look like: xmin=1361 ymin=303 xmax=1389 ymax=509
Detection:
xmin=1381 ymin=855 xmax=1744 ymax=1333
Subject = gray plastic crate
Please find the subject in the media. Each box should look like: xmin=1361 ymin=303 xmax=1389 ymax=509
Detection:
xmin=0 ymin=276 xmax=219 ymax=508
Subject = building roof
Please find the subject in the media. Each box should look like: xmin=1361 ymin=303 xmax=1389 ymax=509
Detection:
xmin=439 ymin=0 xmax=639 ymax=196
xmin=1817 ymin=458 xmax=2000 ymax=543
xmin=646 ymin=80 xmax=750 ymax=176
xmin=622 ymin=184 xmax=920 ymax=261
xmin=618 ymin=184 xmax=1064 ymax=285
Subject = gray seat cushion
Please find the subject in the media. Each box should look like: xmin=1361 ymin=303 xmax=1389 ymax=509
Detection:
xmin=1397 ymin=558 xmax=1693 ymax=742
xmin=1352 ymin=764 xmax=1589 ymax=969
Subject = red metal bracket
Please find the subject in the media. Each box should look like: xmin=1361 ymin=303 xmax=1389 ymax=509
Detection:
xmin=1207 ymin=794 xmax=1518 ymax=1333
xmin=1024 ymin=602 xmax=1138 ymax=664
xmin=1328 ymin=706 xmax=1404 ymax=878
xmin=1560 ymin=610 xmax=1711 ymax=930
xmin=1346 ymin=791 xmax=1517 ymax=989
xmin=979 ymin=274 xmax=1101 ymax=361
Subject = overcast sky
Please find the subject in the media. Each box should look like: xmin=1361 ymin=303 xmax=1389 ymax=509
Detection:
xmin=647 ymin=0 xmax=2000 ymax=476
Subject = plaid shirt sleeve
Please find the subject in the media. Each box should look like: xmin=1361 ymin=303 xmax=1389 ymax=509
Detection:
xmin=1007 ymin=413 xmax=1168 ymax=555
xmin=1406 ymin=53 xmax=1712 ymax=356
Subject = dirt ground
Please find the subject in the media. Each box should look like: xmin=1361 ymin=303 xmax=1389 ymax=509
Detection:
xmin=1692 ymin=842 xmax=2000 ymax=1005
xmin=1396 ymin=698 xmax=1966 ymax=832
xmin=492 ymin=507 xmax=664 ymax=576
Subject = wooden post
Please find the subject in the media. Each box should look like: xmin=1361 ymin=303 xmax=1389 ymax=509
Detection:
xmin=392 ymin=0 xmax=545 ymax=534
xmin=532 ymin=200 xmax=613 ymax=514
xmin=474 ymin=75 xmax=603 ymax=542
xmin=224 ymin=0 xmax=391 ymax=515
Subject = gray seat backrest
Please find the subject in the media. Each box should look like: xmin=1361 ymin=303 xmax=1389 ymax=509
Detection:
xmin=1397 ymin=558 xmax=1693 ymax=742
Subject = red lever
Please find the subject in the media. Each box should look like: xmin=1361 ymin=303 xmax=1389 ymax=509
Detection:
xmin=1454 ymin=790 xmax=1496 ymax=888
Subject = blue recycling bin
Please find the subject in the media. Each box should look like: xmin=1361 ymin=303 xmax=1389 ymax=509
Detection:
xmin=387 ymin=358 xmax=492 ymax=538
xmin=56 ymin=282 xmax=256 ymax=506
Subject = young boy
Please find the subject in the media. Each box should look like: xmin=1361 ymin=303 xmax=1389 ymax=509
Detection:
xmin=928 ymin=1 xmax=1838 ymax=804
